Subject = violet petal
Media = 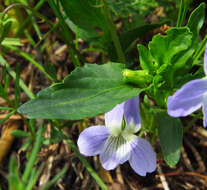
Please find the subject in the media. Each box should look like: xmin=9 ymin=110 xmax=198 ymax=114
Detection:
xmin=124 ymin=96 xmax=141 ymax=133
xmin=167 ymin=79 xmax=207 ymax=117
xmin=202 ymin=99 xmax=207 ymax=127
xmin=204 ymin=45 xmax=207 ymax=75
xmin=129 ymin=137 xmax=156 ymax=176
xmin=100 ymin=135 xmax=132 ymax=170
xmin=77 ymin=125 xmax=109 ymax=156
xmin=105 ymin=102 xmax=124 ymax=130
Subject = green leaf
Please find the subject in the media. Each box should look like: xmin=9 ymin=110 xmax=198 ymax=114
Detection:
xmin=137 ymin=44 xmax=154 ymax=72
xmin=137 ymin=27 xmax=193 ymax=106
xmin=18 ymin=63 xmax=142 ymax=120
xmin=1 ymin=37 xmax=23 ymax=46
xmin=8 ymin=155 xmax=20 ymax=189
xmin=3 ymin=66 xmax=10 ymax=98
xmin=0 ymin=110 xmax=16 ymax=126
xmin=187 ymin=3 xmax=205 ymax=46
xmin=60 ymin=0 xmax=111 ymax=49
xmin=14 ymin=64 xmax=21 ymax=107
xmin=149 ymin=27 xmax=192 ymax=67
xmin=10 ymin=130 xmax=30 ymax=138
xmin=155 ymin=111 xmax=183 ymax=167
xmin=0 ymin=18 xmax=12 ymax=41
xmin=0 ymin=106 xmax=14 ymax=110
xmin=22 ymin=138 xmax=33 ymax=152
xmin=44 ymin=63 xmax=57 ymax=82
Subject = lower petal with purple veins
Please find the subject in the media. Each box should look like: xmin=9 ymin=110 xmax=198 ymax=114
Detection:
xmin=99 ymin=135 xmax=132 ymax=170
xmin=129 ymin=137 xmax=156 ymax=176
xmin=77 ymin=125 xmax=109 ymax=156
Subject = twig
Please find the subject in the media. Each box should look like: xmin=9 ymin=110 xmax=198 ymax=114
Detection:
xmin=184 ymin=138 xmax=206 ymax=172
xmin=157 ymin=165 xmax=170 ymax=190
xmin=157 ymin=171 xmax=207 ymax=181
xmin=181 ymin=147 xmax=194 ymax=171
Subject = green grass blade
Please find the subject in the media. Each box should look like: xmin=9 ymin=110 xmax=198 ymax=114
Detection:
xmin=14 ymin=63 xmax=21 ymax=107
xmin=22 ymin=124 xmax=43 ymax=183
xmin=35 ymin=22 xmax=59 ymax=47
xmin=0 ymin=110 xmax=16 ymax=126
xmin=2 ymin=45 xmax=54 ymax=82
xmin=15 ymin=0 xmax=46 ymax=37
xmin=0 ymin=55 xmax=35 ymax=99
xmin=48 ymin=0 xmax=81 ymax=67
xmin=40 ymin=165 xmax=68 ymax=190
xmin=59 ymin=129 xmax=109 ymax=190
xmin=8 ymin=155 xmax=20 ymax=190
xmin=102 ymin=0 xmax=125 ymax=63
xmin=0 ymin=106 xmax=14 ymax=110
xmin=3 ymin=66 xmax=10 ymax=98
xmin=176 ymin=0 xmax=189 ymax=27
xmin=1 ymin=38 xmax=23 ymax=46
xmin=26 ymin=165 xmax=44 ymax=190
xmin=24 ymin=30 xmax=36 ymax=46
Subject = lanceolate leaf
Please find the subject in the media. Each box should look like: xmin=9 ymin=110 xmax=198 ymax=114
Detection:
xmin=155 ymin=111 xmax=183 ymax=167
xmin=18 ymin=63 xmax=142 ymax=120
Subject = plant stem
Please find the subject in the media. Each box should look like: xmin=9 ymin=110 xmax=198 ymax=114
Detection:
xmin=176 ymin=0 xmax=189 ymax=27
xmin=102 ymin=0 xmax=125 ymax=63
xmin=193 ymin=34 xmax=207 ymax=65
xmin=48 ymin=0 xmax=81 ymax=67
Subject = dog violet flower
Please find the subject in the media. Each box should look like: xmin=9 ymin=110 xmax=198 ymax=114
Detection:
xmin=167 ymin=46 xmax=207 ymax=127
xmin=77 ymin=96 xmax=156 ymax=176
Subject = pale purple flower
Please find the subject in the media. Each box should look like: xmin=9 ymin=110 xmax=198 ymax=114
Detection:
xmin=167 ymin=46 xmax=207 ymax=127
xmin=77 ymin=96 xmax=156 ymax=176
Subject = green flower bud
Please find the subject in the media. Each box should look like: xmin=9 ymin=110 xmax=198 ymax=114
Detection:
xmin=123 ymin=69 xmax=152 ymax=87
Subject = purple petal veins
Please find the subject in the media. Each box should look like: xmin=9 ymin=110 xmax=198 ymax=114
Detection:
xmin=100 ymin=135 xmax=131 ymax=170
xmin=77 ymin=96 xmax=156 ymax=175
